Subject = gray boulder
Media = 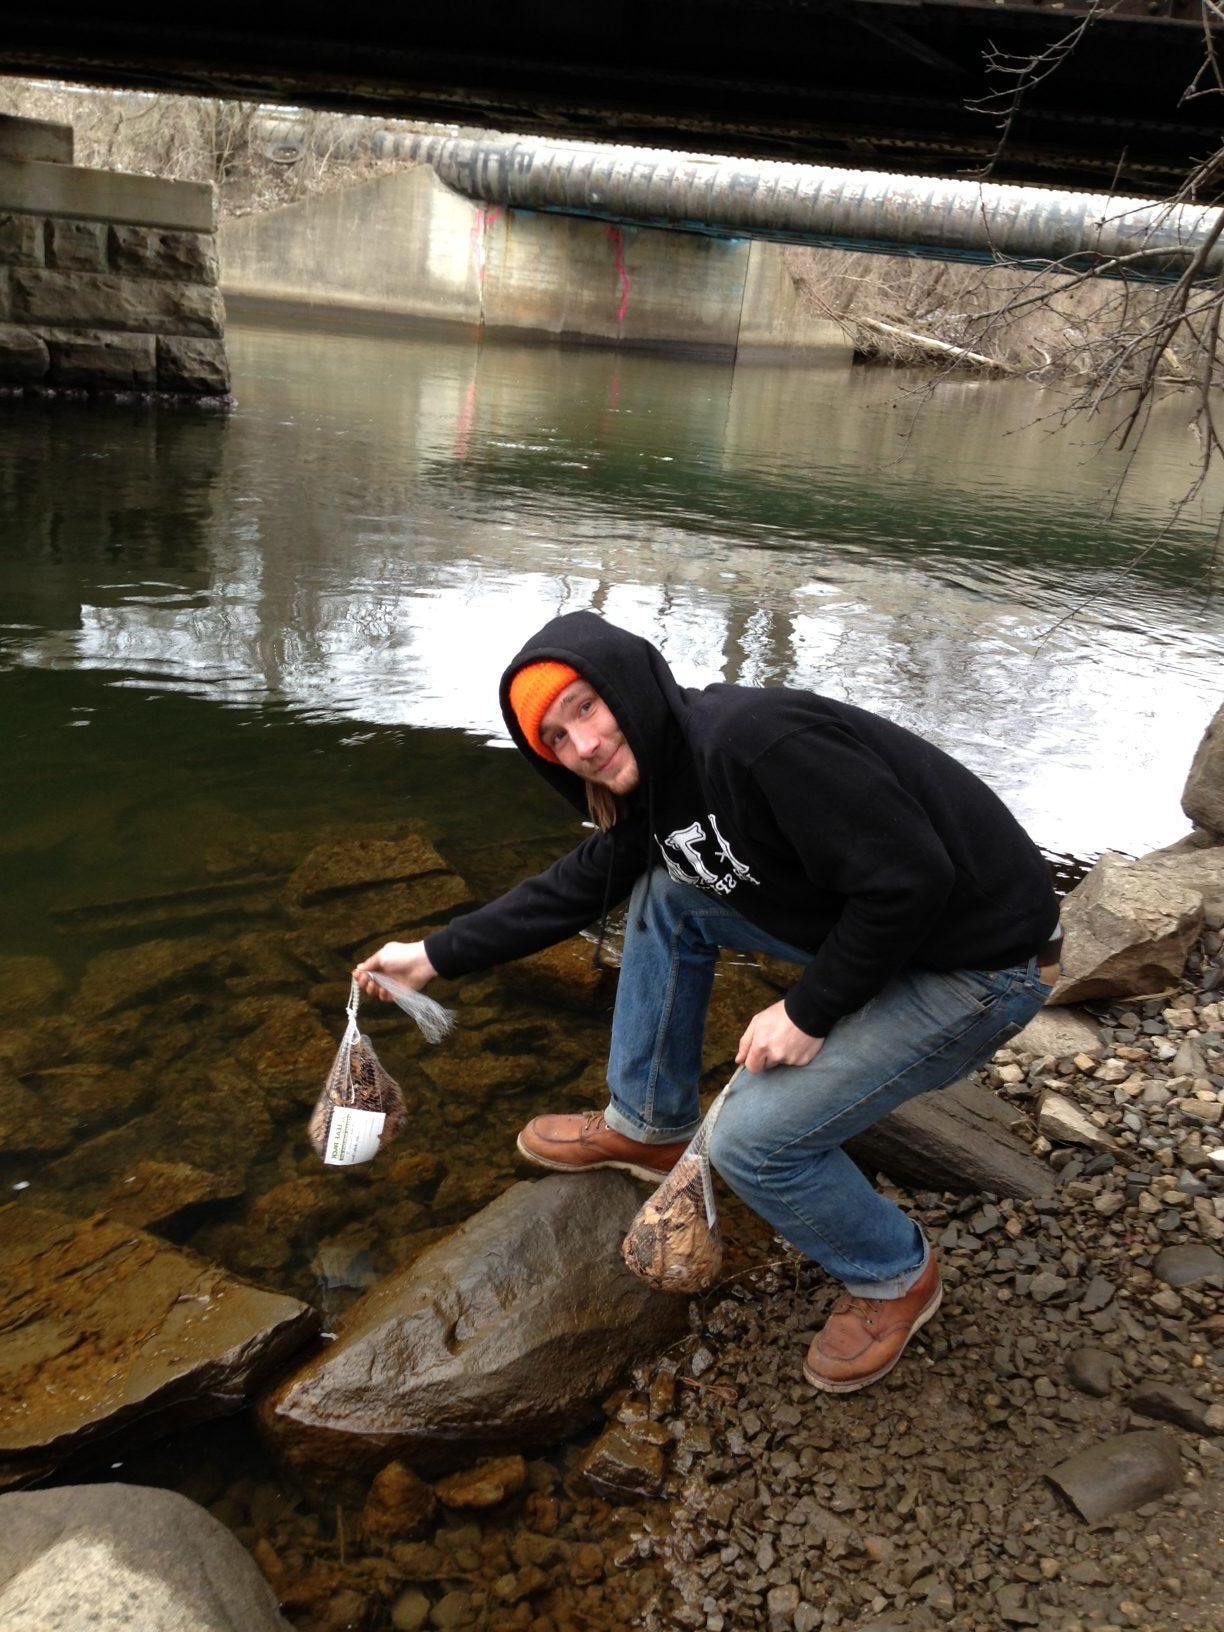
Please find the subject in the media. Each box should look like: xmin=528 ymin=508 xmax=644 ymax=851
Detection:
xmin=259 ymin=1173 xmax=688 ymax=1480
xmin=0 ymin=1483 xmax=291 ymax=1631
xmin=847 ymin=1077 xmax=1053 ymax=1200
xmin=1011 ymin=1006 xmax=1101 ymax=1060
xmin=0 ymin=1206 xmax=318 ymax=1489
xmin=1049 ymin=850 xmax=1216 ymax=1005
xmin=1047 ymin=1432 xmax=1182 ymax=1522
xmin=1183 ymin=700 xmax=1224 ymax=838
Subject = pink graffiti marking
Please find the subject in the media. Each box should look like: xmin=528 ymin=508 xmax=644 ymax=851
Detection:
xmin=607 ymin=226 xmax=631 ymax=325
xmin=470 ymin=206 xmax=505 ymax=288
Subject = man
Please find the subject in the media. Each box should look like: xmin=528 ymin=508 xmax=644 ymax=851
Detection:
xmin=356 ymin=611 xmax=1060 ymax=1392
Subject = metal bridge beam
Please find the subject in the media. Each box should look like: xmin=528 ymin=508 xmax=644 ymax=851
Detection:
xmin=1 ymin=2 xmax=1220 ymax=193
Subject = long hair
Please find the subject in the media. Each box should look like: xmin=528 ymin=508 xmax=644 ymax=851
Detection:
xmin=585 ymin=784 xmax=620 ymax=831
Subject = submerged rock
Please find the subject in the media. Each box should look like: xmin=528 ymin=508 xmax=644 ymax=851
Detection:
xmin=500 ymin=937 xmax=617 ymax=1010
xmin=434 ymin=1455 xmax=527 ymax=1509
xmin=42 ymin=1071 xmax=276 ymax=1202
xmin=360 ymin=1460 xmax=437 ymax=1540
xmin=284 ymin=834 xmax=474 ymax=955
xmin=283 ymin=832 xmax=458 ymax=909
xmin=0 ymin=1484 xmax=292 ymax=1631
xmin=0 ymin=1205 xmax=318 ymax=1488
xmin=258 ymin=1174 xmax=688 ymax=1479
xmin=0 ymin=955 xmax=66 ymax=1019
xmin=98 ymin=1160 xmax=244 ymax=1230
xmin=27 ymin=1063 xmax=150 ymax=1127
xmin=580 ymin=1424 xmax=668 ymax=1496
xmin=77 ymin=935 xmax=231 ymax=1019
xmin=0 ymin=1070 xmax=76 ymax=1157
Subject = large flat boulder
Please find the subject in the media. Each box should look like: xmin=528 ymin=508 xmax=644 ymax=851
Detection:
xmin=0 ymin=1206 xmax=318 ymax=1489
xmin=1183 ymin=700 xmax=1224 ymax=838
xmin=77 ymin=935 xmax=232 ymax=1019
xmin=847 ymin=1077 xmax=1053 ymax=1199
xmin=1048 ymin=849 xmax=1218 ymax=1006
xmin=258 ymin=1173 xmax=689 ymax=1480
xmin=0 ymin=1484 xmax=292 ymax=1631
xmin=284 ymin=834 xmax=475 ymax=955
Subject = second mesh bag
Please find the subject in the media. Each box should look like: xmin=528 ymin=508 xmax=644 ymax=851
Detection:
xmin=308 ymin=978 xmax=410 ymax=1167
xmin=621 ymin=1070 xmax=741 ymax=1295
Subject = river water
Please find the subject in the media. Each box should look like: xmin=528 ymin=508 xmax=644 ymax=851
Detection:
xmin=2 ymin=323 xmax=1223 ymax=1597
xmin=4 ymin=323 xmax=1224 ymax=974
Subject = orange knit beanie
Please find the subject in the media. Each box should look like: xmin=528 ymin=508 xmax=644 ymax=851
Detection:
xmin=508 ymin=661 xmax=581 ymax=762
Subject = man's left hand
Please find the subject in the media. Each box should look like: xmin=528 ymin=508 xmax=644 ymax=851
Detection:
xmin=736 ymin=1001 xmax=824 ymax=1074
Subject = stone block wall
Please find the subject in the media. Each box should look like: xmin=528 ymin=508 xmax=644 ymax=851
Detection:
xmin=0 ymin=117 xmax=230 ymax=401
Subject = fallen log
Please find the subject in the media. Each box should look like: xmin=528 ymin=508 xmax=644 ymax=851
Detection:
xmin=848 ymin=313 xmax=1012 ymax=374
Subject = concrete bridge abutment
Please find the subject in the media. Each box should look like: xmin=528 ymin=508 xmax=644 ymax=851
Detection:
xmin=0 ymin=115 xmax=231 ymax=402
xmin=219 ymin=165 xmax=849 ymax=363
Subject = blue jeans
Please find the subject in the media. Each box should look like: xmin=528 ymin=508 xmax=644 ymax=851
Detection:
xmin=604 ymin=868 xmax=1053 ymax=1296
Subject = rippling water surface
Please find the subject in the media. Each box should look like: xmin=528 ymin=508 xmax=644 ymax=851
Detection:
xmin=4 ymin=323 xmax=1224 ymax=965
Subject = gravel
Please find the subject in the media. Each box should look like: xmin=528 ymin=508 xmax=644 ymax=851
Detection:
xmin=625 ymin=928 xmax=1224 ymax=1632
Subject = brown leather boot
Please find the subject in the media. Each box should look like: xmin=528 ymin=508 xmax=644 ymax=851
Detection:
xmin=803 ymin=1254 xmax=942 ymax=1394
xmin=516 ymin=1111 xmax=690 ymax=1183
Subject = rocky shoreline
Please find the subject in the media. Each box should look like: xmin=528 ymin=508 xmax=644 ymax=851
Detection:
xmin=1 ymin=711 xmax=1222 ymax=1630
xmin=630 ymin=925 xmax=1223 ymax=1632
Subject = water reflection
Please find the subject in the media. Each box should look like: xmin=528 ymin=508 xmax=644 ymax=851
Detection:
xmin=2 ymin=323 xmax=1223 ymax=894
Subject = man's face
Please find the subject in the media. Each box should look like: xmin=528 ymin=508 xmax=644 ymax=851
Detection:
xmin=538 ymin=679 xmax=641 ymax=796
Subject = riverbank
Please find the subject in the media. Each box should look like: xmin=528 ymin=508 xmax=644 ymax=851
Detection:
xmin=14 ymin=926 xmax=1216 ymax=1632
xmin=643 ymin=928 xmax=1224 ymax=1632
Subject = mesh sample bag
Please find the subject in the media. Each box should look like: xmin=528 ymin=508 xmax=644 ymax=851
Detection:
xmin=621 ymin=1070 xmax=740 ymax=1295
xmin=308 ymin=977 xmax=430 ymax=1167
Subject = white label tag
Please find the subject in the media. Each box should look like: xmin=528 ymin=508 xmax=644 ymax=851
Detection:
xmin=323 ymin=1106 xmax=386 ymax=1167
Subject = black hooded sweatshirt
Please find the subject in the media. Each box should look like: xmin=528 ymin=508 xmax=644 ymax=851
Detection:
xmin=425 ymin=612 xmax=1059 ymax=1038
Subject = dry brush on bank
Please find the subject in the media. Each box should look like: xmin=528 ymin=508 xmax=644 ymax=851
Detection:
xmin=0 ymin=80 xmax=415 ymax=219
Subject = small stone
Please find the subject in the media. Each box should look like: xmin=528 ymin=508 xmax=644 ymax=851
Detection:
xmin=1068 ymin=1349 xmax=1119 ymax=1398
xmin=580 ymin=1425 xmax=667 ymax=1496
xmin=1047 ymin=1431 xmax=1182 ymax=1521
xmin=434 ymin=1455 xmax=527 ymax=1510
xmin=1095 ymin=1060 xmax=1130 ymax=1083
xmin=1152 ymin=1243 xmax=1224 ymax=1287
xmin=1150 ymin=1289 xmax=1184 ymax=1316
xmin=1125 ymin=1384 xmax=1219 ymax=1436
xmin=997 ymin=1582 xmax=1040 ymax=1625
xmin=1178 ymin=1099 xmax=1222 ymax=1125
xmin=1030 ymin=1272 xmax=1067 ymax=1303
xmin=429 ymin=1589 xmax=474 ymax=1630
xmin=766 ymin=1583 xmax=800 ymax=1620
xmin=1038 ymin=1093 xmax=1117 ymax=1151
xmin=392 ymin=1588 xmax=432 ymax=1631
xmin=1093 ymin=1191 xmax=1127 ymax=1217
xmin=362 ymin=1461 xmax=438 ymax=1539
xmin=1080 ymin=1277 xmax=1116 ymax=1313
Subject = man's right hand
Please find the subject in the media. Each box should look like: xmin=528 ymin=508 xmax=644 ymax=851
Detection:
xmin=353 ymin=941 xmax=438 ymax=999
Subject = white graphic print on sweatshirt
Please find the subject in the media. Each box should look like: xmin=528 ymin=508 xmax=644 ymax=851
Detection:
xmin=658 ymin=817 xmax=760 ymax=895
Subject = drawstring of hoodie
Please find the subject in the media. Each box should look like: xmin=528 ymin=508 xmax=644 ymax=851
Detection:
xmin=639 ymin=779 xmax=656 ymax=930
xmin=591 ymin=778 xmax=656 ymax=970
xmin=592 ymin=827 xmax=617 ymax=970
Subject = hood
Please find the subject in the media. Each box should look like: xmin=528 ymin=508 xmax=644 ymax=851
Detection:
xmin=498 ymin=611 xmax=687 ymax=815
